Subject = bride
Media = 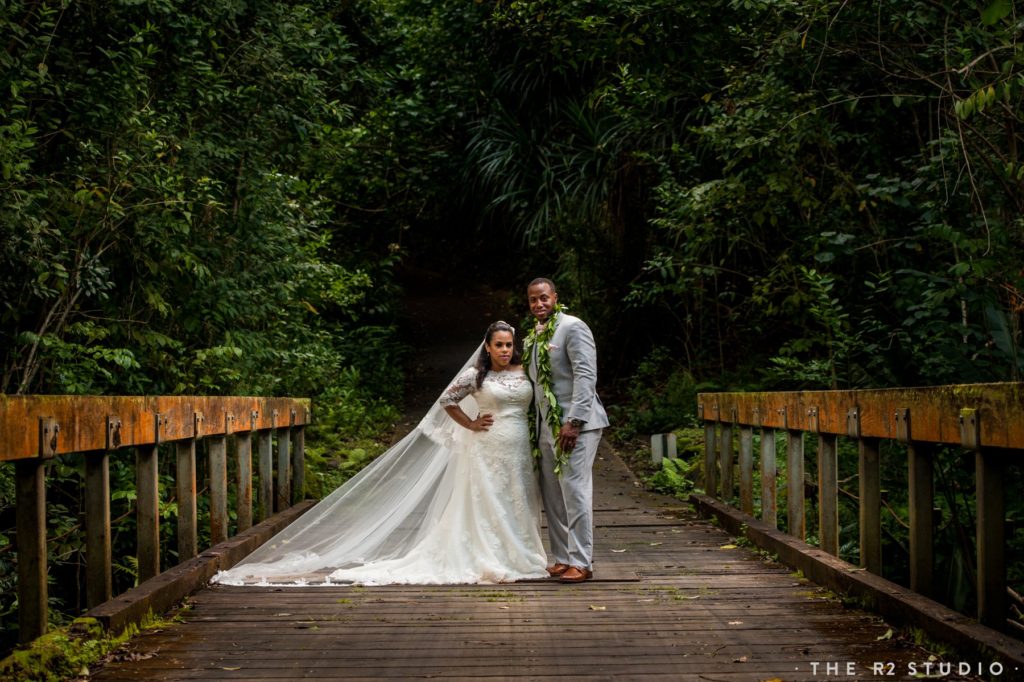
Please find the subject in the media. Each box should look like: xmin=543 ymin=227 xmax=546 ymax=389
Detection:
xmin=212 ymin=320 xmax=549 ymax=586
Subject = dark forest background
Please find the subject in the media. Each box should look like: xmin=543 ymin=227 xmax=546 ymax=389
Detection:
xmin=2 ymin=0 xmax=1023 ymax=654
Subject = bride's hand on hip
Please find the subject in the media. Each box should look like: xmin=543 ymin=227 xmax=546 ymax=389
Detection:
xmin=471 ymin=413 xmax=494 ymax=431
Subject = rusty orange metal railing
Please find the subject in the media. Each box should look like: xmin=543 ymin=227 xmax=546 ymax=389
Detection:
xmin=697 ymin=383 xmax=1024 ymax=631
xmin=1 ymin=394 xmax=311 ymax=643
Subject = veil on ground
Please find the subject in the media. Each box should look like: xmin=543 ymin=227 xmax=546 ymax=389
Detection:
xmin=212 ymin=347 xmax=483 ymax=586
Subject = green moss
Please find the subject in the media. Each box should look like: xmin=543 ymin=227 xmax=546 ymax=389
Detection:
xmin=0 ymin=612 xmax=173 ymax=681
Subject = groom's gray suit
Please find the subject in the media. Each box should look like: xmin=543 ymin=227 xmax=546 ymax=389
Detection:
xmin=529 ymin=312 xmax=609 ymax=571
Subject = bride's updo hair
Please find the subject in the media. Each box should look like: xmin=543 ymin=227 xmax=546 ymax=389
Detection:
xmin=476 ymin=320 xmax=521 ymax=387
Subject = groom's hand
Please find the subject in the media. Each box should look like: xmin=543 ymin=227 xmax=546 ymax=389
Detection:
xmin=558 ymin=423 xmax=581 ymax=452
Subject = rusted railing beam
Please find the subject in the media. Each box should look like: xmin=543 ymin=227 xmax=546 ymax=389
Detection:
xmin=698 ymin=383 xmax=1024 ymax=449
xmin=0 ymin=395 xmax=311 ymax=462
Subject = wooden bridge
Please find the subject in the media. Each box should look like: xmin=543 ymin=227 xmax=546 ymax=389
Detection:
xmin=4 ymin=385 xmax=1024 ymax=680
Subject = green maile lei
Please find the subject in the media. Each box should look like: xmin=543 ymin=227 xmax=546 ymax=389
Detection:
xmin=522 ymin=303 xmax=570 ymax=475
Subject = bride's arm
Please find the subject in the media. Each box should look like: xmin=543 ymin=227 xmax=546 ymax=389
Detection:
xmin=438 ymin=366 xmax=493 ymax=431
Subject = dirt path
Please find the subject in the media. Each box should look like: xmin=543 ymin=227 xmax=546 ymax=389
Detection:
xmin=395 ymin=266 xmax=522 ymax=426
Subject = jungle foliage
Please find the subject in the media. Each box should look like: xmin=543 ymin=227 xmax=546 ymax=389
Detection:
xmin=2 ymin=0 xmax=1024 ymax=654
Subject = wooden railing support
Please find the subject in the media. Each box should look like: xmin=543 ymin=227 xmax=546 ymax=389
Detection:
xmin=257 ymin=429 xmax=273 ymax=521
xmin=85 ymin=452 xmax=112 ymax=608
xmin=16 ymin=457 xmax=47 ymax=643
xmin=857 ymin=437 xmax=882 ymax=574
xmin=176 ymin=440 xmax=198 ymax=561
xmin=703 ymin=421 xmax=717 ymax=498
xmin=720 ymin=420 xmax=734 ymax=504
xmin=236 ymin=420 xmax=254 ymax=533
xmin=976 ymin=447 xmax=1006 ymax=628
xmin=136 ymin=444 xmax=160 ymax=582
xmin=817 ymin=433 xmax=839 ymax=557
xmin=276 ymin=425 xmax=291 ymax=513
xmin=760 ymin=427 xmax=777 ymax=528
xmin=738 ymin=426 xmax=754 ymax=515
xmin=786 ymin=430 xmax=805 ymax=541
xmin=209 ymin=434 xmax=228 ymax=545
xmin=908 ymin=442 xmax=934 ymax=597
xmin=291 ymin=422 xmax=305 ymax=505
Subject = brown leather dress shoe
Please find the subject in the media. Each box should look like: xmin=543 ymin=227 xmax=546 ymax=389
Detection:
xmin=546 ymin=563 xmax=570 ymax=577
xmin=559 ymin=566 xmax=593 ymax=583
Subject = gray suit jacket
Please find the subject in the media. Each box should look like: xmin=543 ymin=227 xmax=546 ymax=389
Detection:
xmin=529 ymin=313 xmax=609 ymax=431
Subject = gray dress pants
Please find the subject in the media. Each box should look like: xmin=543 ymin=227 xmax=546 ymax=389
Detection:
xmin=538 ymin=425 xmax=602 ymax=570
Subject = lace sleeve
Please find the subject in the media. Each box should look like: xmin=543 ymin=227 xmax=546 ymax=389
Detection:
xmin=438 ymin=367 xmax=478 ymax=407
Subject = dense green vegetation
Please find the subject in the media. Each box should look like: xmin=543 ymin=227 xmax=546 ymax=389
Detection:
xmin=2 ymin=0 xmax=1023 ymax=655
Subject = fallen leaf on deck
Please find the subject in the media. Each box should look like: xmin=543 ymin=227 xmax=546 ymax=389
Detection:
xmin=588 ymin=605 xmax=607 ymax=611
xmin=221 ymin=667 xmax=242 ymax=671
xmin=720 ymin=544 xmax=737 ymax=549
xmin=649 ymin=542 xmax=663 ymax=546
xmin=876 ymin=628 xmax=893 ymax=640
xmin=734 ymin=656 xmax=748 ymax=663
xmin=727 ymin=620 xmax=743 ymax=625
xmin=611 ymin=548 xmax=627 ymax=553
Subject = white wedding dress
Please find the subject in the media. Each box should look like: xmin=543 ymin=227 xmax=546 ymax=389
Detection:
xmin=212 ymin=362 xmax=548 ymax=586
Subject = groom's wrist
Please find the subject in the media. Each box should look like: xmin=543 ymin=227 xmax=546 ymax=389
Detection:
xmin=568 ymin=418 xmax=585 ymax=428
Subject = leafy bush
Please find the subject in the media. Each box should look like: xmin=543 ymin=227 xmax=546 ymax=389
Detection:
xmin=611 ymin=347 xmax=699 ymax=441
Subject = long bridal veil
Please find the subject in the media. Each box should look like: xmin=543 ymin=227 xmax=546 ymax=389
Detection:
xmin=212 ymin=349 xmax=483 ymax=586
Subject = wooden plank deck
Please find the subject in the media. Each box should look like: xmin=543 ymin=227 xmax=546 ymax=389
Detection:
xmin=92 ymin=447 xmax=985 ymax=681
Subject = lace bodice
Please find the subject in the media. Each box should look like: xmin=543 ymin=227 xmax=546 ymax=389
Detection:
xmin=439 ymin=367 xmax=532 ymax=417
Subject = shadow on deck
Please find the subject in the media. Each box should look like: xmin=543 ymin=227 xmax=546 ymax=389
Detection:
xmin=91 ymin=446 xmax=996 ymax=681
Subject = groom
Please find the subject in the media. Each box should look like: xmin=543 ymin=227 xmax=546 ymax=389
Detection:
xmin=525 ymin=278 xmax=609 ymax=583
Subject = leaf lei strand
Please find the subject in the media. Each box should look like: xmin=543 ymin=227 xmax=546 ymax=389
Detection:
xmin=523 ymin=303 xmax=570 ymax=475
